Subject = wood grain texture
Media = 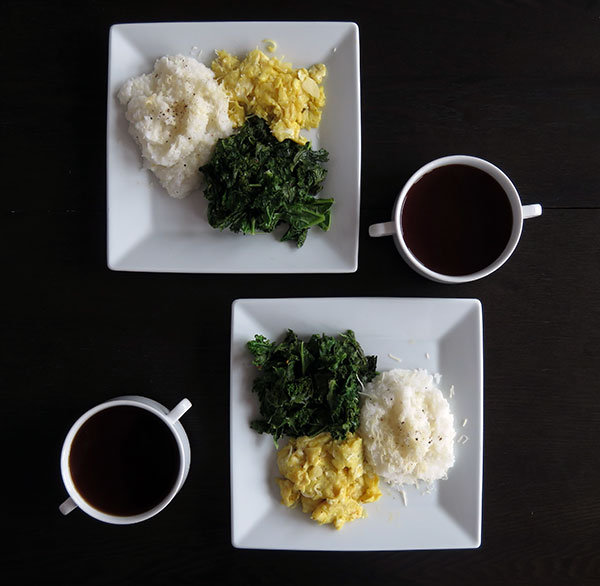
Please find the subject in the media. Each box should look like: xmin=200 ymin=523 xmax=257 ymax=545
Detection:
xmin=3 ymin=1 xmax=599 ymax=585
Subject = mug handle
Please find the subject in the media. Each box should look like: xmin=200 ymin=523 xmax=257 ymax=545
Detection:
xmin=522 ymin=203 xmax=542 ymax=219
xmin=59 ymin=497 xmax=77 ymax=516
xmin=166 ymin=398 xmax=192 ymax=423
xmin=369 ymin=221 xmax=396 ymax=238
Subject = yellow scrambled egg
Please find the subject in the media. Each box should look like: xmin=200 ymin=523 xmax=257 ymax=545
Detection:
xmin=211 ymin=48 xmax=326 ymax=145
xmin=276 ymin=432 xmax=381 ymax=530
xmin=262 ymin=39 xmax=277 ymax=53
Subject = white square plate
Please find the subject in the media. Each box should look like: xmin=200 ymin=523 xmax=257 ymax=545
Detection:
xmin=107 ymin=22 xmax=361 ymax=273
xmin=230 ymin=297 xmax=483 ymax=550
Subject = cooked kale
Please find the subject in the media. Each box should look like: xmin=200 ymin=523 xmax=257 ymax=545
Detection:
xmin=200 ymin=116 xmax=333 ymax=247
xmin=247 ymin=329 xmax=378 ymax=443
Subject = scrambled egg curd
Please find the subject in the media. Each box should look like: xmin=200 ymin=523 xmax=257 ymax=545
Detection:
xmin=276 ymin=433 xmax=381 ymax=530
xmin=262 ymin=39 xmax=277 ymax=53
xmin=211 ymin=48 xmax=326 ymax=145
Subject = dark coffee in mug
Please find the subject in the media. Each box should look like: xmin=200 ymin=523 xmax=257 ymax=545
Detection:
xmin=68 ymin=406 xmax=180 ymax=516
xmin=401 ymin=164 xmax=513 ymax=276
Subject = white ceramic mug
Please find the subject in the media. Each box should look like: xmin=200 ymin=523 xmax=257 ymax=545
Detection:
xmin=59 ymin=396 xmax=192 ymax=524
xmin=369 ymin=155 xmax=542 ymax=283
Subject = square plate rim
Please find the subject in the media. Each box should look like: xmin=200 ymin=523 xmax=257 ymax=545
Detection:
xmin=106 ymin=21 xmax=361 ymax=274
xmin=229 ymin=297 xmax=483 ymax=551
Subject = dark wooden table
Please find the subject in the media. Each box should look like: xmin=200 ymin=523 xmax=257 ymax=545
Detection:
xmin=4 ymin=1 xmax=599 ymax=584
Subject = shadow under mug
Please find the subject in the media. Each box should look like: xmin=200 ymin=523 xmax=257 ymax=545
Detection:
xmin=59 ymin=396 xmax=192 ymax=524
xmin=369 ymin=155 xmax=542 ymax=284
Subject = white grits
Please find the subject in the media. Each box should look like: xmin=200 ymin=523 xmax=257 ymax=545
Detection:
xmin=360 ymin=368 xmax=456 ymax=488
xmin=117 ymin=55 xmax=233 ymax=198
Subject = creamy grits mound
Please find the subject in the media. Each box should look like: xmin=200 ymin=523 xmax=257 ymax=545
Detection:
xmin=359 ymin=368 xmax=456 ymax=488
xmin=117 ymin=55 xmax=233 ymax=198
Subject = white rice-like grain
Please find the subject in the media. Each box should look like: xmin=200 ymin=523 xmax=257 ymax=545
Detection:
xmin=118 ymin=55 xmax=233 ymax=198
xmin=400 ymin=488 xmax=408 ymax=507
xmin=360 ymin=368 xmax=456 ymax=488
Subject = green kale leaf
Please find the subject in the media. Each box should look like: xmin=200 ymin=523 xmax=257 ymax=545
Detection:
xmin=247 ymin=329 xmax=378 ymax=443
xmin=200 ymin=117 xmax=333 ymax=247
